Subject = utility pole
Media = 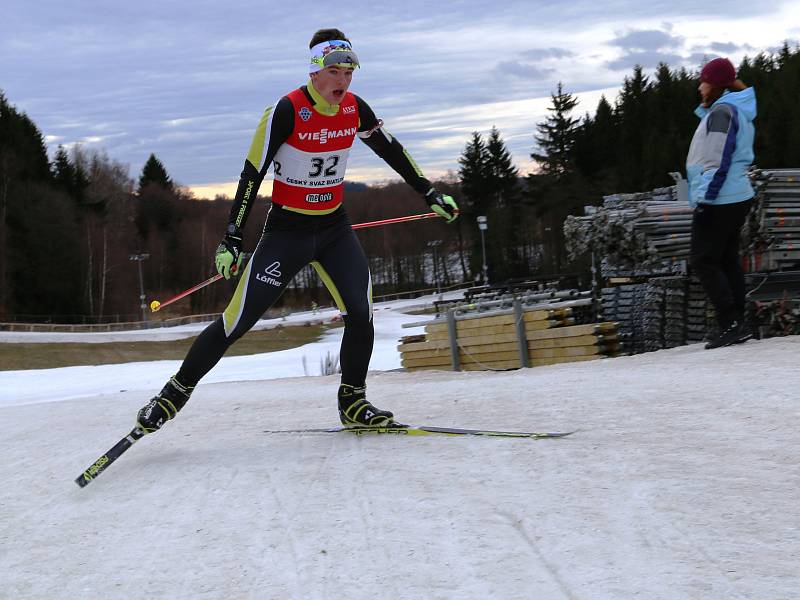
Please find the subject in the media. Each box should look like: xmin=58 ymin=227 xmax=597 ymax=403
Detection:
xmin=477 ymin=215 xmax=489 ymax=285
xmin=129 ymin=253 xmax=150 ymax=322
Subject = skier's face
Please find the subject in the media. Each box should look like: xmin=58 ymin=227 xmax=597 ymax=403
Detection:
xmin=698 ymin=81 xmax=723 ymax=108
xmin=310 ymin=66 xmax=354 ymax=104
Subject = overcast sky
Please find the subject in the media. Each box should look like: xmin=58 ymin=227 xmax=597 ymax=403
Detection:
xmin=2 ymin=0 xmax=799 ymax=198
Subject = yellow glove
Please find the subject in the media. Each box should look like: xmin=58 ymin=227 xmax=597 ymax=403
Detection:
xmin=214 ymin=225 xmax=244 ymax=279
xmin=424 ymin=188 xmax=459 ymax=223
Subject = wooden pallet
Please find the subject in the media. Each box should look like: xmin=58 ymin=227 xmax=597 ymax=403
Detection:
xmin=527 ymin=322 xmax=617 ymax=340
xmin=529 ymin=333 xmax=619 ymax=348
xmin=399 ymin=312 xmax=619 ymax=372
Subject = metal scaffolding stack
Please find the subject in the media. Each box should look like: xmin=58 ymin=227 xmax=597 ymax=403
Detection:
xmin=602 ymin=277 xmax=689 ymax=353
xmin=628 ymin=284 xmax=647 ymax=354
xmin=435 ymin=289 xmax=593 ymax=318
xmin=565 ymin=185 xmax=692 ymax=278
xmin=650 ymin=276 xmax=688 ymax=349
xmin=746 ymin=169 xmax=800 ymax=271
xmin=686 ymin=278 xmax=716 ymax=343
xmin=568 ymin=184 xmax=696 ymax=353
xmin=600 ymin=284 xmax=636 ymax=353
xmin=745 ymin=270 xmax=800 ymax=338
xmin=568 ymin=169 xmax=800 ymax=351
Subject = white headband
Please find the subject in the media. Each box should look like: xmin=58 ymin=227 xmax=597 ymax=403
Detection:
xmin=309 ymin=39 xmax=359 ymax=73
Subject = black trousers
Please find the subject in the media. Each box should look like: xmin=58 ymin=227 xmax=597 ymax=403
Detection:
xmin=177 ymin=205 xmax=373 ymax=387
xmin=690 ymin=200 xmax=753 ymax=329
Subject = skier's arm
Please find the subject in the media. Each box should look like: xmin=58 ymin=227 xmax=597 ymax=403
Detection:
xmin=227 ymin=96 xmax=294 ymax=230
xmin=215 ymin=97 xmax=294 ymax=278
xmin=694 ymin=104 xmax=738 ymax=203
xmin=354 ymin=95 xmax=457 ymax=221
xmin=354 ymin=94 xmax=432 ymax=195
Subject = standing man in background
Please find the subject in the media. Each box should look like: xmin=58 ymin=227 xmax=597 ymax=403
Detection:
xmin=686 ymin=57 xmax=756 ymax=349
xmin=134 ymin=28 xmax=458 ymax=435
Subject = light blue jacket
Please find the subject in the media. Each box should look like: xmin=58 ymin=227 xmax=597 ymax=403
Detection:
xmin=685 ymin=87 xmax=756 ymax=208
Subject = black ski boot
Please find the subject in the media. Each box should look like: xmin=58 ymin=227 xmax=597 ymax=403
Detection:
xmin=338 ymin=384 xmax=395 ymax=428
xmin=136 ymin=376 xmax=195 ymax=434
xmin=705 ymin=320 xmax=752 ymax=350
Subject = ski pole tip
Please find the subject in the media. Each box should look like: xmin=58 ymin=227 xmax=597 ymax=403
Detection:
xmin=150 ymin=300 xmax=161 ymax=312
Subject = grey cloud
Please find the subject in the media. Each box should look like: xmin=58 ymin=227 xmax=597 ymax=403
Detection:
xmin=521 ymin=47 xmax=576 ymax=60
xmin=609 ymin=29 xmax=685 ymax=51
xmin=606 ymin=50 xmax=686 ymax=71
xmin=687 ymin=53 xmax=714 ymax=69
xmin=494 ymin=61 xmax=556 ymax=80
xmin=709 ymin=41 xmax=755 ymax=53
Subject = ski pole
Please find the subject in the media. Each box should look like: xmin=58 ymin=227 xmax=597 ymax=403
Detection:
xmin=150 ymin=251 xmax=255 ymax=312
xmin=149 ymin=272 xmax=225 ymax=312
xmin=149 ymin=211 xmax=450 ymax=311
xmin=351 ymin=211 xmax=444 ymax=230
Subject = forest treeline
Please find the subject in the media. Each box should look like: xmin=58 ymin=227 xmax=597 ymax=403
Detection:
xmin=1 ymin=45 xmax=798 ymax=323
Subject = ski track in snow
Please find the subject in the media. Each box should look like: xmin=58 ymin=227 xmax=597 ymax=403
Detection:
xmin=1 ymin=301 xmax=799 ymax=599
xmin=496 ymin=512 xmax=580 ymax=600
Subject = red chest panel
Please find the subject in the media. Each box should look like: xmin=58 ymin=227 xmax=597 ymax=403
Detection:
xmin=271 ymin=89 xmax=360 ymax=211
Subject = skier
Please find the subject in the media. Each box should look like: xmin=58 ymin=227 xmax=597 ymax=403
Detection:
xmin=135 ymin=28 xmax=458 ymax=433
xmin=685 ymin=57 xmax=756 ymax=349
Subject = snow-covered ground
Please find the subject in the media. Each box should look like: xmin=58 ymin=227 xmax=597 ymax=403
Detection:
xmin=0 ymin=295 xmax=451 ymax=408
xmin=1 ymin=297 xmax=799 ymax=599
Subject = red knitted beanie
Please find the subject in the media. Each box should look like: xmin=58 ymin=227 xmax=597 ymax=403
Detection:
xmin=700 ymin=57 xmax=736 ymax=88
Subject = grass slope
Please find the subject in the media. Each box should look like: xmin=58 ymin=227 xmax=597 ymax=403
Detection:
xmin=0 ymin=323 xmax=341 ymax=371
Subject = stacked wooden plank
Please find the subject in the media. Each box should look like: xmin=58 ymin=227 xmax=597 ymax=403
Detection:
xmin=398 ymin=307 xmax=619 ymax=372
xmin=523 ymin=322 xmax=620 ymax=370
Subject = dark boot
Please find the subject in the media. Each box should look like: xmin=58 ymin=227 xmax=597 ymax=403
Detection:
xmin=338 ymin=384 xmax=394 ymax=428
xmin=705 ymin=320 xmax=752 ymax=350
xmin=136 ymin=376 xmax=194 ymax=434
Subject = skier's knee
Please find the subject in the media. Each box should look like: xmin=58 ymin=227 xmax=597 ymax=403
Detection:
xmin=343 ymin=308 xmax=372 ymax=330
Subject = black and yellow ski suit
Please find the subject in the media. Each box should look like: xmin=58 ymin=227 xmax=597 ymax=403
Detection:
xmin=176 ymin=81 xmax=433 ymax=388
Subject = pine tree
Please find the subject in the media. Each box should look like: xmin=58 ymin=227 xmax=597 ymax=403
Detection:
xmin=531 ymin=82 xmax=580 ymax=178
xmin=0 ymin=91 xmax=84 ymax=319
xmin=485 ymin=126 xmax=525 ymax=279
xmin=573 ymin=95 xmax=618 ymax=192
xmin=138 ymin=153 xmax=173 ymax=193
xmin=0 ymin=91 xmax=51 ymax=182
xmin=641 ymin=63 xmax=687 ymax=187
xmin=73 ymin=157 xmax=90 ymax=206
xmin=485 ymin=126 xmax=519 ymax=206
xmin=52 ymin=146 xmax=75 ymax=194
xmin=527 ymin=83 xmax=586 ymax=274
xmin=135 ymin=153 xmax=177 ymax=237
xmin=615 ymin=65 xmax=651 ymax=191
xmin=458 ymin=132 xmax=491 ymax=215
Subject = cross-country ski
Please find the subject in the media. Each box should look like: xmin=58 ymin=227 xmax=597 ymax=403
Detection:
xmin=265 ymin=425 xmax=576 ymax=438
